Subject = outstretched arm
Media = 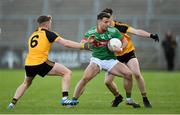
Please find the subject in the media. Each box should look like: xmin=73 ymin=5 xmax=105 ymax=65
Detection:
xmin=56 ymin=38 xmax=93 ymax=50
xmin=56 ymin=38 xmax=83 ymax=49
xmin=128 ymin=27 xmax=159 ymax=42
xmin=128 ymin=27 xmax=150 ymax=37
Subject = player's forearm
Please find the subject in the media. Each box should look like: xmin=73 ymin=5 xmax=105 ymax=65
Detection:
xmin=56 ymin=38 xmax=82 ymax=49
xmin=128 ymin=27 xmax=159 ymax=42
xmin=62 ymin=40 xmax=82 ymax=49
xmin=133 ymin=29 xmax=151 ymax=38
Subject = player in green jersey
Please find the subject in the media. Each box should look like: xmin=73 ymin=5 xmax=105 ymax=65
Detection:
xmin=101 ymin=8 xmax=156 ymax=108
xmin=69 ymin=12 xmax=133 ymax=107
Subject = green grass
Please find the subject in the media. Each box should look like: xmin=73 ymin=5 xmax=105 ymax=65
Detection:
xmin=0 ymin=69 xmax=180 ymax=114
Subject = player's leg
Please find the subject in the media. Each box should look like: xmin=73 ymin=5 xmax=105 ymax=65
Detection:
xmin=127 ymin=58 xmax=146 ymax=96
xmin=71 ymin=62 xmax=100 ymax=105
xmin=127 ymin=58 xmax=152 ymax=108
xmin=109 ymin=62 xmax=140 ymax=108
xmin=104 ymin=73 xmax=119 ymax=97
xmin=47 ymin=62 xmax=72 ymax=105
xmin=8 ymin=76 xmax=34 ymax=109
xmin=109 ymin=62 xmax=132 ymax=96
xmin=104 ymin=73 xmax=123 ymax=107
xmin=116 ymin=52 xmax=140 ymax=108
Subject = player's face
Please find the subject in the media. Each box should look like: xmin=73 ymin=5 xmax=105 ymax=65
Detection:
xmin=99 ymin=17 xmax=111 ymax=31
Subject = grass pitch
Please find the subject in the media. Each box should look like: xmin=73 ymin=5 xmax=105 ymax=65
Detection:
xmin=0 ymin=69 xmax=180 ymax=114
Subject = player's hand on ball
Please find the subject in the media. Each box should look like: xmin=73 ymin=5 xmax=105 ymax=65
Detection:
xmin=108 ymin=38 xmax=123 ymax=52
xmin=112 ymin=46 xmax=123 ymax=52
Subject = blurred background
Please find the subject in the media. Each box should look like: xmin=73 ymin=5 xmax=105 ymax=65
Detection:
xmin=0 ymin=0 xmax=179 ymax=70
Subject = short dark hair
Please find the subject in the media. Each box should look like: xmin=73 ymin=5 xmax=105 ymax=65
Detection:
xmin=97 ymin=12 xmax=111 ymax=20
xmin=37 ymin=15 xmax=52 ymax=24
xmin=101 ymin=8 xmax=113 ymax=15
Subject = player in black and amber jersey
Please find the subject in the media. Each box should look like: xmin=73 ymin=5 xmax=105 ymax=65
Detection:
xmin=8 ymin=15 xmax=92 ymax=109
xmin=102 ymin=8 xmax=159 ymax=108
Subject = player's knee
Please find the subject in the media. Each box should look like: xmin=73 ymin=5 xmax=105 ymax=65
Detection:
xmin=64 ymin=69 xmax=72 ymax=77
xmin=82 ymin=77 xmax=91 ymax=83
xmin=23 ymin=81 xmax=32 ymax=87
xmin=124 ymin=71 xmax=132 ymax=80
xmin=67 ymin=69 xmax=72 ymax=76
xmin=134 ymin=74 xmax=141 ymax=79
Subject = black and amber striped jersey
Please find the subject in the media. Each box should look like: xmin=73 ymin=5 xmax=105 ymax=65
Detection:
xmin=25 ymin=27 xmax=61 ymax=66
xmin=112 ymin=20 xmax=135 ymax=56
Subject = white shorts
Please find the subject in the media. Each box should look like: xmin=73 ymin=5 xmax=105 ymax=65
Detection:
xmin=90 ymin=57 xmax=119 ymax=72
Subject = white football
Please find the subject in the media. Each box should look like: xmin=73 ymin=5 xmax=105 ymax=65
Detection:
xmin=108 ymin=38 xmax=122 ymax=52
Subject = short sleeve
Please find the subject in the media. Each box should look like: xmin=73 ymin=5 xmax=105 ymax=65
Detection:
xmin=84 ymin=32 xmax=91 ymax=39
xmin=44 ymin=30 xmax=61 ymax=43
xmin=114 ymin=21 xmax=130 ymax=34
xmin=81 ymin=31 xmax=91 ymax=42
xmin=108 ymin=27 xmax=122 ymax=40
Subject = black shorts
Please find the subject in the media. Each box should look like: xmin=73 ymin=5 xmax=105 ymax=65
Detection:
xmin=25 ymin=60 xmax=55 ymax=77
xmin=116 ymin=50 xmax=136 ymax=64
